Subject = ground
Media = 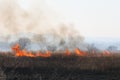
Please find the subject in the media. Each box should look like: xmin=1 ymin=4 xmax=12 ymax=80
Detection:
xmin=0 ymin=53 xmax=120 ymax=80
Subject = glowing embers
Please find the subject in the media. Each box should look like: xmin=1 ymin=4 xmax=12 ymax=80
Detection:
xmin=12 ymin=44 xmax=51 ymax=57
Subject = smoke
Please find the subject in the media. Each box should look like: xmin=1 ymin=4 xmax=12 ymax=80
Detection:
xmin=0 ymin=0 xmax=66 ymax=35
xmin=5 ymin=25 xmax=86 ymax=52
xmin=0 ymin=0 xmax=86 ymax=52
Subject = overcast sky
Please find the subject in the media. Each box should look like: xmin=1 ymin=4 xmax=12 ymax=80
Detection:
xmin=5 ymin=0 xmax=120 ymax=38
xmin=44 ymin=0 xmax=120 ymax=38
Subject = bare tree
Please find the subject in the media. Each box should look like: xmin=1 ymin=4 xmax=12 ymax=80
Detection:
xmin=87 ymin=43 xmax=100 ymax=53
xmin=107 ymin=45 xmax=118 ymax=51
xmin=18 ymin=37 xmax=31 ymax=50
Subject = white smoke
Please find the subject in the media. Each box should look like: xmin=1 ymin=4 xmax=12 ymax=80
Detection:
xmin=0 ymin=0 xmax=86 ymax=52
xmin=0 ymin=0 xmax=67 ymax=35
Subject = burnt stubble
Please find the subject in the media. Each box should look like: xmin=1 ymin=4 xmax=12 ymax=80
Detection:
xmin=0 ymin=53 xmax=120 ymax=80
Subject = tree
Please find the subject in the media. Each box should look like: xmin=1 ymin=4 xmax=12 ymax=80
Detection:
xmin=87 ymin=43 xmax=100 ymax=53
xmin=107 ymin=45 xmax=118 ymax=51
xmin=18 ymin=37 xmax=31 ymax=50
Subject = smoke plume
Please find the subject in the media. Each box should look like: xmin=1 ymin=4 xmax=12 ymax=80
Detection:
xmin=0 ymin=0 xmax=65 ymax=35
xmin=0 ymin=0 xmax=86 ymax=52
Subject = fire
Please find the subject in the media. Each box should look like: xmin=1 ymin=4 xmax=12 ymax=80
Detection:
xmin=65 ymin=48 xmax=71 ymax=56
xmin=103 ymin=50 xmax=111 ymax=56
xmin=12 ymin=44 xmax=51 ymax=57
xmin=36 ymin=51 xmax=51 ymax=57
xmin=12 ymin=44 xmax=112 ymax=57
xmin=75 ymin=48 xmax=85 ymax=56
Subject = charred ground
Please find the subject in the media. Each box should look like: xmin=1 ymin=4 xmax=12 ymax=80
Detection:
xmin=0 ymin=53 xmax=120 ymax=80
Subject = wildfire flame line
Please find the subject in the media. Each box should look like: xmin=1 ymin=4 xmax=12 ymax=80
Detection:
xmin=12 ymin=44 xmax=111 ymax=57
xmin=12 ymin=44 xmax=51 ymax=57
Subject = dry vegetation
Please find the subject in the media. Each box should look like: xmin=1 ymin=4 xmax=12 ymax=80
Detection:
xmin=0 ymin=52 xmax=120 ymax=80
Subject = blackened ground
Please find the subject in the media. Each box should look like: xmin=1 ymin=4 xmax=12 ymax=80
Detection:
xmin=3 ymin=67 xmax=120 ymax=80
xmin=0 ymin=54 xmax=120 ymax=80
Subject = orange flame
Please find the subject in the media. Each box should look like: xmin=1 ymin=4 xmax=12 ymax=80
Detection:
xmin=12 ymin=44 xmax=51 ymax=57
xmin=12 ymin=44 xmax=112 ymax=57
xmin=65 ymin=48 xmax=71 ymax=56
xmin=36 ymin=51 xmax=51 ymax=57
xmin=103 ymin=50 xmax=111 ymax=56
xmin=75 ymin=48 xmax=85 ymax=56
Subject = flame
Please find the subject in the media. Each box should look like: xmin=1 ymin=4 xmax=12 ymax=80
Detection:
xmin=65 ymin=48 xmax=71 ymax=56
xmin=103 ymin=50 xmax=111 ymax=56
xmin=12 ymin=44 xmax=112 ymax=57
xmin=12 ymin=44 xmax=51 ymax=57
xmin=75 ymin=48 xmax=85 ymax=56
xmin=36 ymin=51 xmax=51 ymax=57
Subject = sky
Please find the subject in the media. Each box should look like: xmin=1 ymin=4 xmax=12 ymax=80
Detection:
xmin=45 ymin=0 xmax=120 ymax=38
xmin=1 ymin=0 xmax=120 ymax=38
xmin=0 ymin=0 xmax=120 ymax=51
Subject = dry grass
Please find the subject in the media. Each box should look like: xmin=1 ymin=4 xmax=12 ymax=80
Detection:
xmin=0 ymin=52 xmax=120 ymax=80
xmin=0 ymin=52 xmax=120 ymax=70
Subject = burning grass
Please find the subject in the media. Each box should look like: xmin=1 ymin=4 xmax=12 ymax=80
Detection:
xmin=0 ymin=52 xmax=120 ymax=70
xmin=11 ymin=44 xmax=112 ymax=58
xmin=0 ymin=44 xmax=120 ymax=79
xmin=0 ymin=43 xmax=118 ymax=70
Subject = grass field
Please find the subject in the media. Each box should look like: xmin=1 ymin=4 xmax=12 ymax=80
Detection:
xmin=0 ymin=53 xmax=120 ymax=80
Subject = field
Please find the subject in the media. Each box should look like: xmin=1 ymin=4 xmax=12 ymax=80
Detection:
xmin=0 ymin=53 xmax=120 ymax=80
